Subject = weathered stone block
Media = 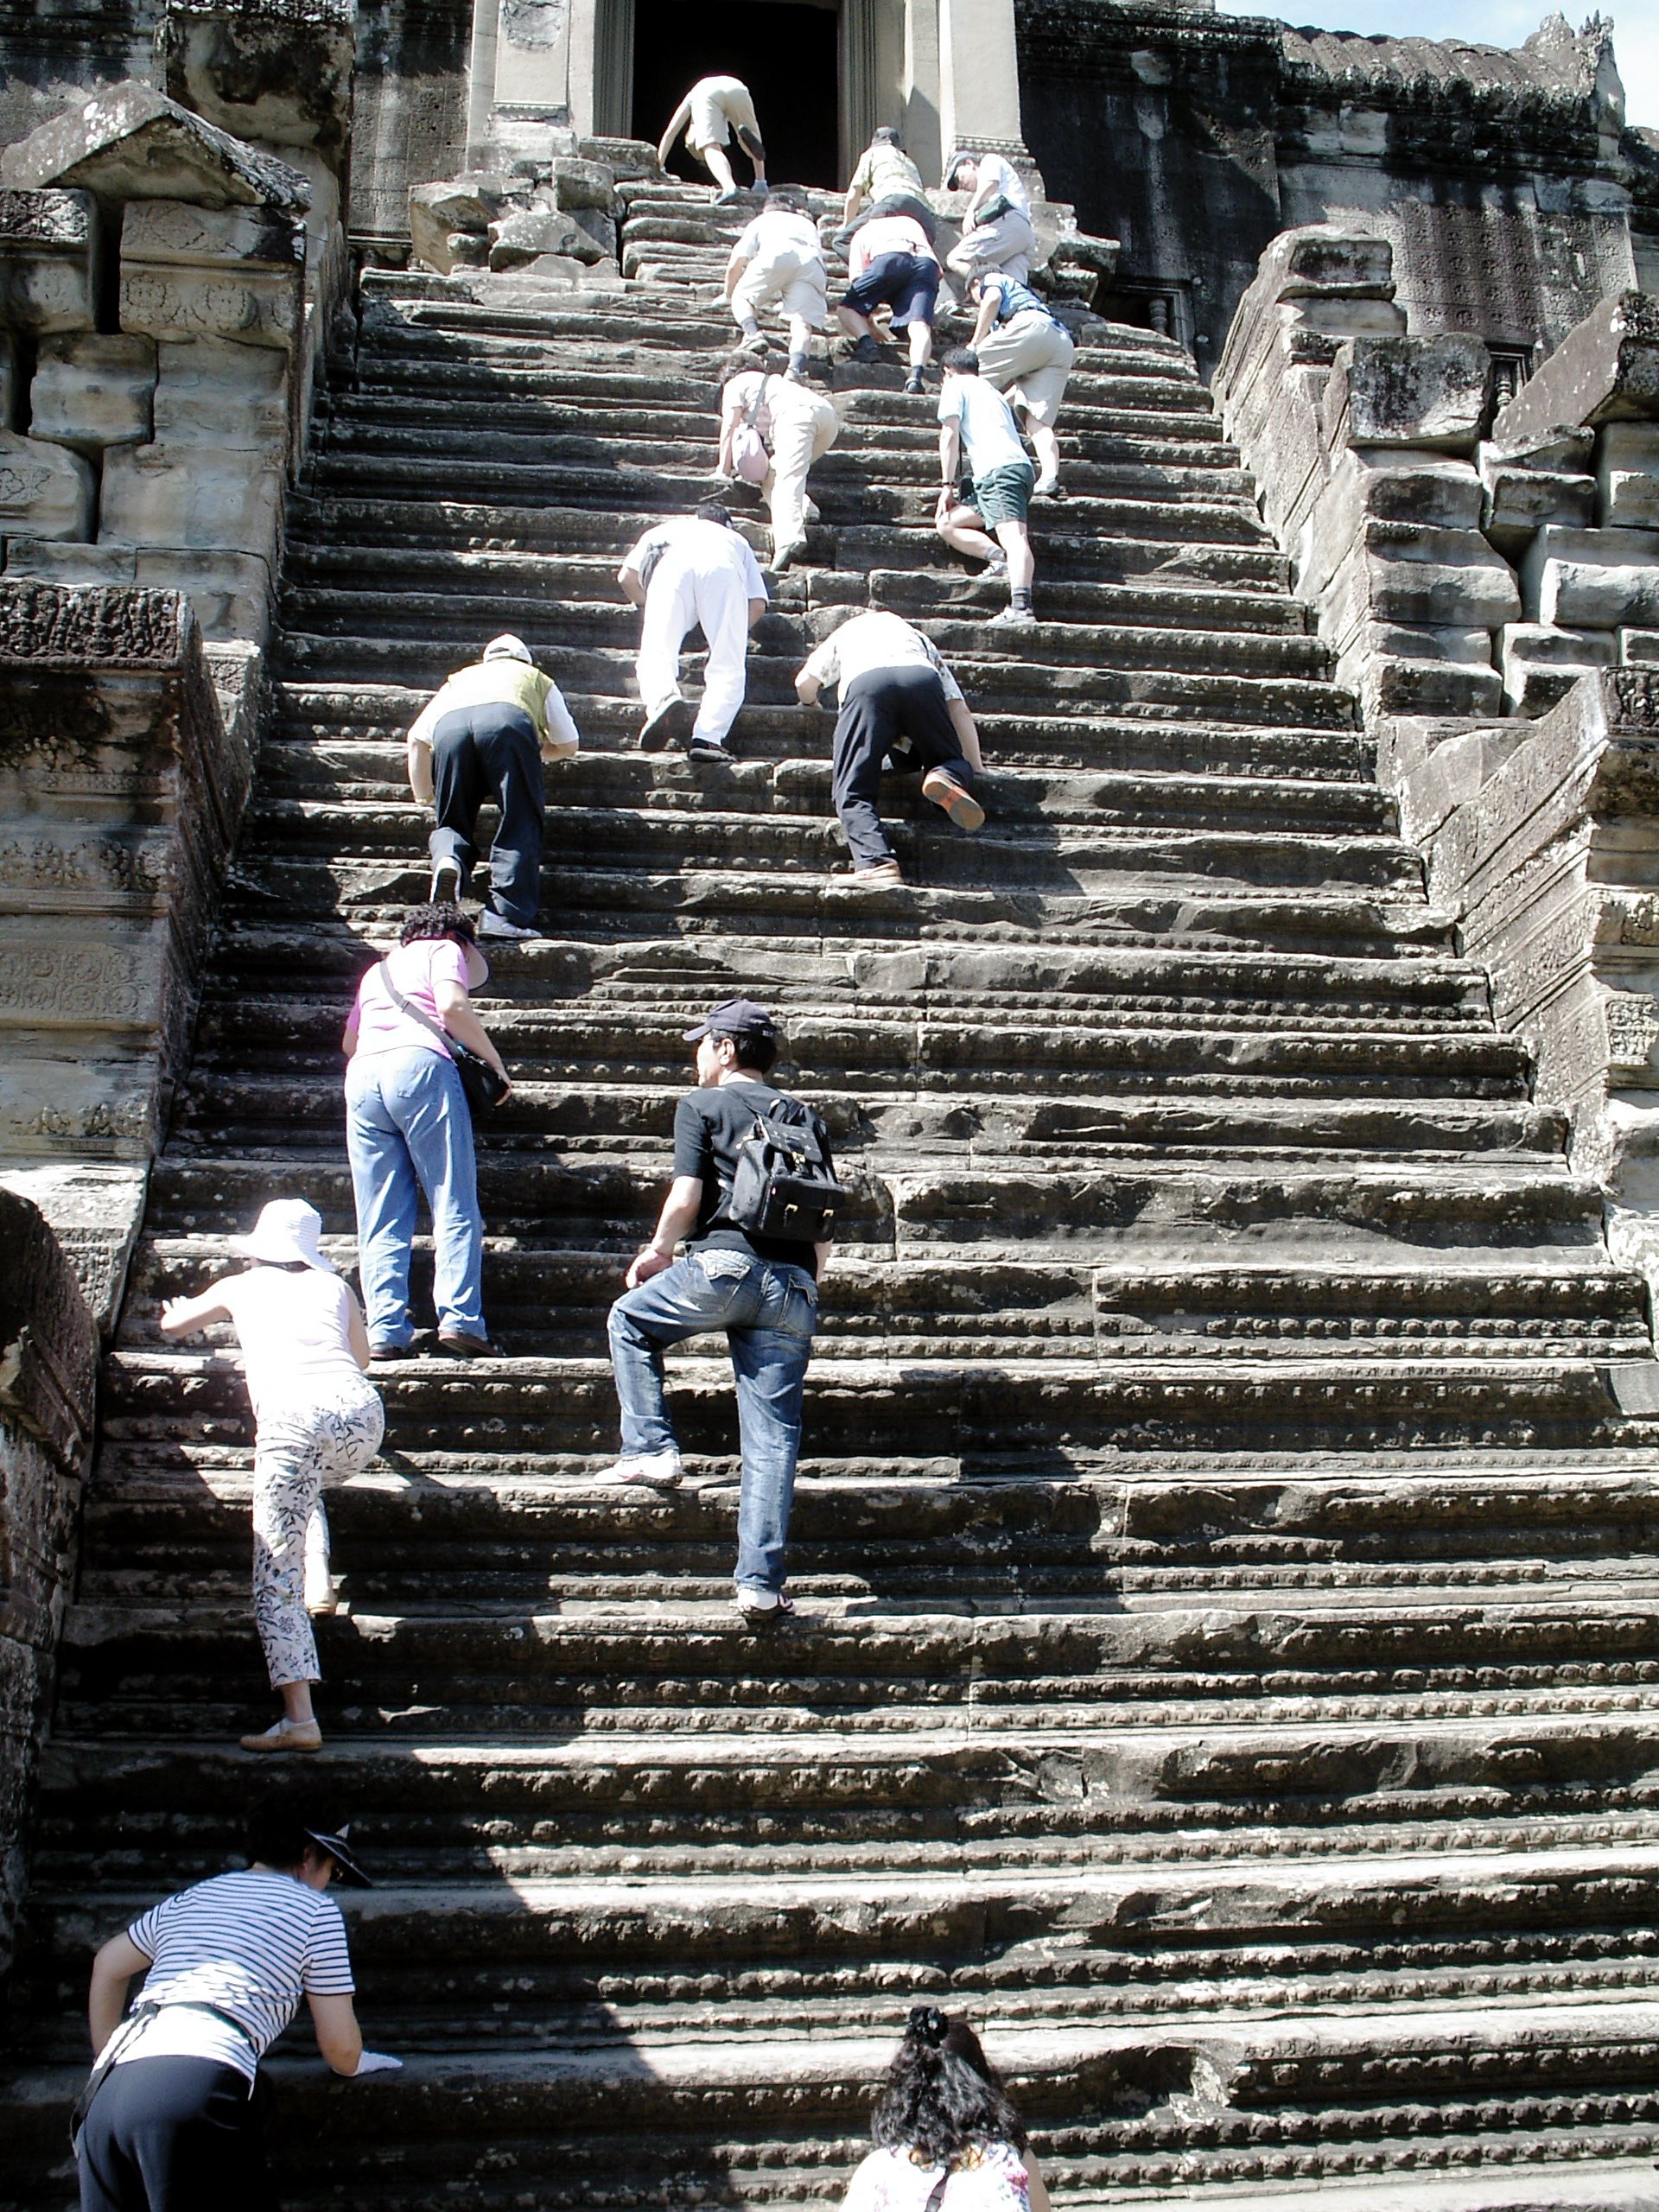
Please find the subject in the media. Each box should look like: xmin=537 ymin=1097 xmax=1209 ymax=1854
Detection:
xmin=149 ymin=336 xmax=289 ymax=447
xmin=1599 ymin=423 xmax=1659 ymax=531
xmin=157 ymin=0 xmax=357 ymax=165
xmin=409 ymin=175 xmax=516 ymax=271
xmin=0 ymin=434 xmax=94 ymax=542
xmin=488 ymin=206 xmax=605 ymax=270
xmin=1524 ymin=525 xmax=1659 ymax=627
xmin=1325 ymin=334 xmax=1493 ymax=454
xmin=29 ymin=335 xmax=156 ymax=453
xmin=552 ymin=158 xmax=616 ymax=213
xmin=1491 ymin=290 xmax=1659 ymax=445
xmin=1290 ymin=296 xmax=1407 ymax=336
xmin=0 ymin=80 xmax=309 ymax=217
xmin=1623 ymin=630 xmax=1659 ymax=667
xmin=0 ymin=188 xmax=97 ymax=335
xmin=0 ymin=336 xmax=15 ymax=430
xmin=1499 ymin=622 xmax=1618 ymax=716
xmin=99 ymin=439 xmax=282 ymax=563
xmin=120 ymin=200 xmax=304 ymax=353
xmin=1351 ymin=647 xmax=1503 ymax=721
xmin=1336 ymin=521 xmax=1522 ymax=631
xmin=3 ymin=539 xmax=272 ymax=645
xmin=1479 ymin=463 xmax=1596 ymax=550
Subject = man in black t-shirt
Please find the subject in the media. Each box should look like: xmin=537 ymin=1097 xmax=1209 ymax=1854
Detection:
xmin=604 ymin=998 xmax=830 ymax=1621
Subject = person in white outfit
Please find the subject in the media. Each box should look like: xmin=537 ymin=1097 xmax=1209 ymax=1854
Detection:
xmin=619 ymin=504 xmax=769 ymax=758
xmin=724 ymin=188 xmax=829 ymax=379
xmin=718 ymin=355 xmax=839 ymax=570
xmin=658 ymin=74 xmax=767 ymax=201
xmin=944 ymin=149 xmax=1037 ymax=286
xmin=159 ymin=1199 xmax=385 ymax=1756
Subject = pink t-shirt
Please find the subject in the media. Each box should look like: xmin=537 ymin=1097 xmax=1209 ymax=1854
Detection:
xmin=349 ymin=939 xmax=468 ymax=1058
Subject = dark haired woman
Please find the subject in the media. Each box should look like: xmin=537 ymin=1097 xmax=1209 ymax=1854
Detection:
xmin=161 ymin=1198 xmax=383 ymax=1754
xmin=842 ymin=2007 xmax=1046 ymax=2212
xmin=77 ymin=1799 xmax=397 ymax=2211
xmin=341 ymin=901 xmax=509 ymax=1361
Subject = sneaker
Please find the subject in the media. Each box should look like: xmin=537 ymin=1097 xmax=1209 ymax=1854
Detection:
xmin=683 ymin=738 xmax=729 ymax=762
xmin=1033 ymin=476 xmax=1064 ymax=499
xmin=982 ymin=550 xmax=1009 ymax=577
xmin=733 ymin=1586 xmax=796 ymax=1622
xmin=429 ymin=855 xmax=462 ymax=904
xmin=369 ymin=1340 xmax=417 ymax=1363
xmin=640 ymin=696 xmax=694 ymax=752
xmin=771 ymin=538 xmax=810 ymax=571
xmin=304 ymin=1551 xmax=336 ymax=1617
xmin=848 ymin=334 xmax=883 ymax=365
xmin=991 ymin=604 xmax=1038 ymax=627
xmin=478 ymin=909 xmax=541 ymax=942
xmin=921 ymin=767 xmax=986 ymax=831
xmin=905 ymin=370 xmax=925 ymax=395
xmin=239 ymin=1718 xmax=322 ymax=1754
xmin=715 ymin=188 xmax=743 ymax=206
xmin=436 ymin=1330 xmax=494 ymax=1357
xmin=851 ymin=859 xmax=903 ymax=883
xmin=604 ymin=1448 xmax=684 ymax=1489
xmin=740 ymin=328 xmax=769 ymax=354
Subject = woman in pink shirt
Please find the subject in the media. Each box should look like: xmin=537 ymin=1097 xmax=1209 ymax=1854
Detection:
xmin=341 ymin=901 xmax=510 ymax=1361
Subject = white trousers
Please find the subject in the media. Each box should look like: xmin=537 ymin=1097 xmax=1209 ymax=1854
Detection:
xmin=637 ymin=557 xmax=753 ymax=745
xmin=763 ymin=389 xmax=838 ymax=550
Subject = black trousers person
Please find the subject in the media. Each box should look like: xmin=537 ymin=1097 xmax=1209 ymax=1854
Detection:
xmin=429 ymin=702 xmax=545 ymax=930
xmin=832 ymin=666 xmax=978 ymax=871
xmin=79 ymin=2058 xmax=275 ymax=2212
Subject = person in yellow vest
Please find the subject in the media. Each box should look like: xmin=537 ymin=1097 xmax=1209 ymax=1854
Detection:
xmin=404 ymin=634 xmax=580 ymax=944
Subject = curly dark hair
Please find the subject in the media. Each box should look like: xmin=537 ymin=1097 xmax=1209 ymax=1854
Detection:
xmin=870 ymin=2007 xmax=1028 ymax=2164
xmin=399 ymin=900 xmax=477 ymax=948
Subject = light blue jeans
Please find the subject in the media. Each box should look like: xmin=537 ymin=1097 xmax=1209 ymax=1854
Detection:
xmin=607 ymin=1246 xmax=818 ymax=1594
xmin=345 ymin=1047 xmax=486 ymax=1344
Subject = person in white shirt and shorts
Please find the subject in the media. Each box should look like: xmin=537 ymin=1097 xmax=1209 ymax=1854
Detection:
xmin=724 ymin=189 xmax=829 ymax=379
xmin=935 ymin=347 xmax=1039 ymax=626
xmin=658 ymin=74 xmax=768 ymax=201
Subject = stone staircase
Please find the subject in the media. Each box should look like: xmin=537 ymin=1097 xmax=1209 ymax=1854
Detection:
xmin=8 ymin=180 xmax=1659 ymax=2210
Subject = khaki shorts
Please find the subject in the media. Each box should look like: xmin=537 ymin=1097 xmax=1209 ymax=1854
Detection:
xmin=688 ymin=77 xmax=760 ymax=153
xmin=733 ymin=249 xmax=828 ymax=330
xmin=976 ymin=310 xmax=1075 ymax=428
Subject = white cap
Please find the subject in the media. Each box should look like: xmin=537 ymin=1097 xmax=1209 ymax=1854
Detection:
xmin=228 ymin=1198 xmax=335 ymax=1273
xmin=482 ymin=633 xmax=534 ymax=664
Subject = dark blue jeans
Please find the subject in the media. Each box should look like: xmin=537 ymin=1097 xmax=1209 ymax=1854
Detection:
xmin=430 ymin=702 xmax=544 ymax=926
xmin=833 ymin=665 xmax=973 ymax=869
xmin=607 ymin=1247 xmax=817 ymax=1593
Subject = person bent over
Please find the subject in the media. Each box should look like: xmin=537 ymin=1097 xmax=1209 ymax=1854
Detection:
xmin=944 ymin=149 xmax=1037 ymax=286
xmin=406 ymin=632 xmax=580 ymax=944
xmin=718 ymin=354 xmax=839 ymax=571
xmin=835 ymin=125 xmax=936 ymax=251
xmin=969 ymin=270 xmax=1074 ymax=497
xmin=936 ymin=347 xmax=1038 ymax=626
xmin=660 ymin=74 xmax=767 ymax=201
xmin=606 ymin=999 xmax=830 ymax=1622
xmin=797 ymin=610 xmax=985 ymax=884
xmin=837 ymin=211 xmax=939 ymax=391
xmin=620 ymin=503 xmax=769 ymax=759
xmin=725 ymin=188 xmax=828 ymax=379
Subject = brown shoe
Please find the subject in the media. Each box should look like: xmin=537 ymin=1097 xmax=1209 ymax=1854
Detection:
xmin=922 ymin=767 xmax=985 ymax=831
xmin=239 ymin=1718 xmax=322 ymax=1754
xmin=437 ymin=1331 xmax=494 ymax=1358
xmin=851 ymin=860 xmax=903 ymax=883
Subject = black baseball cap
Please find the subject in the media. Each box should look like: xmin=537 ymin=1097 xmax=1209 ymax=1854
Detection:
xmin=682 ymin=997 xmax=779 ymax=1044
xmin=306 ymin=1824 xmax=372 ymax=1889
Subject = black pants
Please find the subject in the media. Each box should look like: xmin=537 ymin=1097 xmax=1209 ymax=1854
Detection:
xmin=429 ymin=702 xmax=545 ymax=926
xmin=832 ymin=666 xmax=972 ymax=868
xmin=79 ymin=2056 xmax=276 ymax=2212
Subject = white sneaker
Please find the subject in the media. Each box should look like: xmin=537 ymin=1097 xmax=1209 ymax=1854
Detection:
xmin=733 ymin=1586 xmax=795 ymax=1620
xmin=429 ymin=855 xmax=461 ymax=904
xmin=604 ymin=1448 xmax=684 ymax=1488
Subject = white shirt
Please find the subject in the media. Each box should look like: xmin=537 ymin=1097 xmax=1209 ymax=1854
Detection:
xmin=217 ymin=1265 xmax=366 ymax=1419
xmin=938 ymin=375 xmax=1029 ymax=477
xmin=734 ymin=207 xmax=823 ymax=265
xmin=114 ymin=1870 xmax=356 ymax=2086
xmin=626 ymin=519 xmax=768 ymax=601
xmin=969 ymin=152 xmax=1030 ymax=216
xmin=851 ymin=216 xmax=935 ymax=277
xmin=842 ymin=2144 xmax=1033 ymax=2212
xmin=800 ymin=612 xmax=963 ymax=703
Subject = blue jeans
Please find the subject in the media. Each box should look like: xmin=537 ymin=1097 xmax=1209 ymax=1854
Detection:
xmin=607 ymin=1247 xmax=817 ymax=1593
xmin=345 ymin=1047 xmax=486 ymax=1344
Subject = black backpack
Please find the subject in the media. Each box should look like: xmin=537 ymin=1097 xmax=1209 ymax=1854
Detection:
xmin=726 ymin=1096 xmax=842 ymax=1243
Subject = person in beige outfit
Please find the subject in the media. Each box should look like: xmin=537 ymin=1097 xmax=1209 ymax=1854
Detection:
xmin=718 ymin=356 xmax=839 ymax=570
xmin=659 ymin=74 xmax=768 ymax=201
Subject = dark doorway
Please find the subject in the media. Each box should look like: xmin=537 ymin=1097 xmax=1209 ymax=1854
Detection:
xmin=632 ymin=0 xmax=841 ymax=190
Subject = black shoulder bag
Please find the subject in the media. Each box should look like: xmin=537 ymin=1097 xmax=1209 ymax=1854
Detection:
xmin=726 ymin=1096 xmax=842 ymax=1243
xmin=378 ymin=961 xmax=509 ymax=1118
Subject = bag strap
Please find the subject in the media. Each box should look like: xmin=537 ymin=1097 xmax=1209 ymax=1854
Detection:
xmin=921 ymin=2162 xmax=956 ymax=2212
xmin=378 ymin=957 xmax=454 ymax=1058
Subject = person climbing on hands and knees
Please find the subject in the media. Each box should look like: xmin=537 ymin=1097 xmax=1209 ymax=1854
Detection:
xmin=605 ymin=1000 xmax=832 ymax=1624
xmin=658 ymin=74 xmax=768 ymax=203
xmin=935 ymin=348 xmax=1038 ymax=626
xmin=967 ymin=270 xmax=1074 ymax=498
xmin=620 ymin=503 xmax=769 ymax=759
xmin=722 ymin=187 xmax=829 ymax=382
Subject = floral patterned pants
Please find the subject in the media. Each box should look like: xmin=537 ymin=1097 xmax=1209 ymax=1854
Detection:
xmin=251 ymin=1380 xmax=385 ymax=1688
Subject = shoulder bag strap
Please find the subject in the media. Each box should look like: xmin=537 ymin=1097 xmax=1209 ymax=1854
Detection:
xmin=922 ymin=2163 xmax=956 ymax=2212
xmin=378 ymin=958 xmax=454 ymax=1055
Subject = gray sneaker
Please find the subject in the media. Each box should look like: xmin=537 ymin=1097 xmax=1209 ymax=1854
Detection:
xmin=429 ymin=855 xmax=462 ymax=904
xmin=478 ymin=909 xmax=541 ymax=941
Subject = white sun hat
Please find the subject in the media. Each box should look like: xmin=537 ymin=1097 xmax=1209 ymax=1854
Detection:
xmin=481 ymin=633 xmax=534 ymax=664
xmin=228 ymin=1198 xmax=335 ymax=1272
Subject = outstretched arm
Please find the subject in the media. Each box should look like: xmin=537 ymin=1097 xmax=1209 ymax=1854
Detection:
xmin=159 ymin=1281 xmax=236 ymax=1338
xmin=949 ymin=697 xmax=983 ymax=774
xmin=657 ymin=97 xmax=691 ymax=168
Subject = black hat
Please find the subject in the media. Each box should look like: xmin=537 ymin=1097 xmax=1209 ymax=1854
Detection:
xmin=682 ymin=997 xmax=779 ymax=1045
xmin=305 ymin=1823 xmax=372 ymax=1889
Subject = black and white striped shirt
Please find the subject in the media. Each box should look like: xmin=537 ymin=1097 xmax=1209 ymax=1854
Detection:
xmin=114 ymin=1869 xmax=355 ymax=2083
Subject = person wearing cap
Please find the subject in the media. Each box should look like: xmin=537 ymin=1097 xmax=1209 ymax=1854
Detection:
xmin=796 ymin=611 xmax=986 ymax=883
xmin=722 ymin=187 xmax=829 ymax=382
xmin=160 ymin=1202 xmax=385 ymax=1754
xmin=404 ymin=633 xmax=581 ymax=946
xmin=341 ymin=901 xmax=507 ymax=1367
xmin=77 ymin=1795 xmax=397 ymax=2212
xmin=967 ymin=269 xmax=1074 ymax=498
xmin=605 ymin=999 xmax=830 ymax=1621
xmin=935 ymin=347 xmax=1038 ymax=627
xmin=658 ymin=73 xmax=768 ymax=203
xmin=618 ymin=503 xmax=769 ymax=759
xmin=943 ymin=149 xmax=1037 ymax=287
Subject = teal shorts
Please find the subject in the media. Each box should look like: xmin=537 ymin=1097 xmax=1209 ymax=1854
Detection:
xmin=970 ymin=461 xmax=1035 ymax=526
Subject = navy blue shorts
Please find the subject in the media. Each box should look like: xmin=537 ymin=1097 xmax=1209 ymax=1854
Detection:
xmin=841 ymin=252 xmax=940 ymax=328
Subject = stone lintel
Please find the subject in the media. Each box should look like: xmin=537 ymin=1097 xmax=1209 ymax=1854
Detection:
xmin=1492 ymin=290 xmax=1659 ymax=445
xmin=0 ymin=578 xmax=194 ymax=671
xmin=0 ymin=80 xmax=311 ymax=218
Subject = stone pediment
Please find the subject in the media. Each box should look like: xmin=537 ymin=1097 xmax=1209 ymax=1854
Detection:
xmin=0 ymin=80 xmax=309 ymax=217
